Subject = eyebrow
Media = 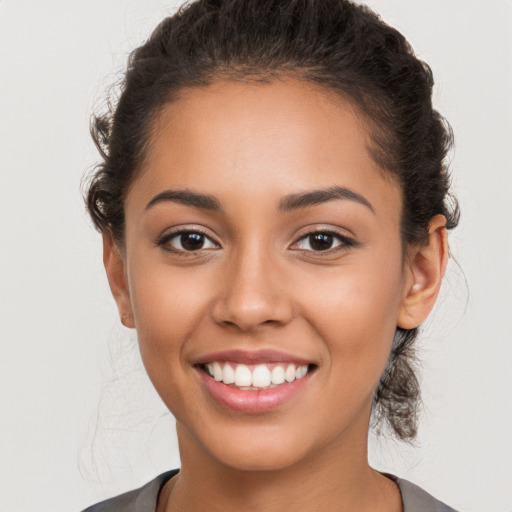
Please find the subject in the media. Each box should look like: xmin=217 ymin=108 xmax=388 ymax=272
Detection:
xmin=146 ymin=189 xmax=223 ymax=211
xmin=279 ymin=186 xmax=374 ymax=213
xmin=145 ymin=185 xmax=374 ymax=214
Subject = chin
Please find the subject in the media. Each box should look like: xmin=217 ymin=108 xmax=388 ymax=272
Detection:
xmin=213 ymin=443 xmax=306 ymax=473
xmin=201 ymin=418 xmax=336 ymax=474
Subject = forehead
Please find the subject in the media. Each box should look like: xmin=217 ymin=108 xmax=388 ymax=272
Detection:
xmin=127 ymin=79 xmax=401 ymax=218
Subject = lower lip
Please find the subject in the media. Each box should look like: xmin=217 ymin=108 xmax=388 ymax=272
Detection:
xmin=198 ymin=369 xmax=311 ymax=413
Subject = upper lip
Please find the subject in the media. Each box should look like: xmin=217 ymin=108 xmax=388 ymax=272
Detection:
xmin=194 ymin=349 xmax=314 ymax=366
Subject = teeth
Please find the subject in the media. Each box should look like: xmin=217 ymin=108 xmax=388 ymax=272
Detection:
xmin=252 ymin=365 xmax=271 ymax=387
xmin=205 ymin=362 xmax=310 ymax=389
xmin=222 ymin=364 xmax=235 ymax=384
xmin=271 ymin=366 xmax=285 ymax=385
xmin=295 ymin=365 xmax=308 ymax=379
xmin=234 ymin=364 xmax=252 ymax=387
xmin=213 ymin=362 xmax=223 ymax=382
xmin=285 ymin=364 xmax=296 ymax=382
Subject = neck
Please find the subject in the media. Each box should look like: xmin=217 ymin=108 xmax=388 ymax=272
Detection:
xmin=160 ymin=418 xmax=402 ymax=512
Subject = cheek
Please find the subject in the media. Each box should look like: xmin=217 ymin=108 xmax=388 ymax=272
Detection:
xmin=298 ymin=255 xmax=404 ymax=387
xmin=127 ymin=257 xmax=212 ymax=371
xmin=125 ymin=259 xmax=220 ymax=422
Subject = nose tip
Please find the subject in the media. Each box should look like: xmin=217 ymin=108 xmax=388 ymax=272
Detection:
xmin=212 ymin=259 xmax=293 ymax=332
xmin=213 ymin=299 xmax=288 ymax=332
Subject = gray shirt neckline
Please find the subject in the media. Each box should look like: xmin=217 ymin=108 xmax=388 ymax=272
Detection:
xmin=82 ymin=469 xmax=458 ymax=512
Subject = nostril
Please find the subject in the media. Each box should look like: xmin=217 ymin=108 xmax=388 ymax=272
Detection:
xmin=211 ymin=277 xmax=294 ymax=331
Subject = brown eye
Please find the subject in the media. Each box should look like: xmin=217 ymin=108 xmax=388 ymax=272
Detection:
xmin=161 ymin=231 xmax=218 ymax=252
xmin=308 ymin=233 xmax=334 ymax=251
xmin=293 ymin=231 xmax=354 ymax=252
xmin=181 ymin=233 xmax=206 ymax=250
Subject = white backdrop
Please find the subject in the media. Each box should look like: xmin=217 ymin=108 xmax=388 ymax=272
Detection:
xmin=1 ymin=1 xmax=511 ymax=511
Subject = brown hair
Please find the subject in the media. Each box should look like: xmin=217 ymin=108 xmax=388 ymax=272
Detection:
xmin=85 ymin=0 xmax=459 ymax=440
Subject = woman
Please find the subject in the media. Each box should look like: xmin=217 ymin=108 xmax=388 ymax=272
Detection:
xmin=83 ymin=0 xmax=459 ymax=510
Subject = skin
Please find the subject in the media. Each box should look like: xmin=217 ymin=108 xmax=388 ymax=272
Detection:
xmin=104 ymin=79 xmax=448 ymax=511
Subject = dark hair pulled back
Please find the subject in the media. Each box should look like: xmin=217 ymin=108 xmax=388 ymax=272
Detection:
xmin=85 ymin=0 xmax=459 ymax=440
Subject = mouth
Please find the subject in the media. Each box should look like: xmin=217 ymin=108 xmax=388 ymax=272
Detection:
xmin=197 ymin=361 xmax=316 ymax=390
xmin=194 ymin=350 xmax=317 ymax=413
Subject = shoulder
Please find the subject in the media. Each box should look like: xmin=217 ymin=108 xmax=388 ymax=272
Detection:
xmin=81 ymin=470 xmax=178 ymax=512
xmin=396 ymin=477 xmax=459 ymax=512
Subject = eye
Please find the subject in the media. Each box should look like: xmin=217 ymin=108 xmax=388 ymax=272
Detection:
xmin=159 ymin=230 xmax=219 ymax=253
xmin=292 ymin=231 xmax=354 ymax=252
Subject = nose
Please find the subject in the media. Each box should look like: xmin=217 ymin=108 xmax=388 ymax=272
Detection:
xmin=212 ymin=242 xmax=294 ymax=332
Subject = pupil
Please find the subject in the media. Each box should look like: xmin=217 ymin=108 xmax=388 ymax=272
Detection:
xmin=310 ymin=233 xmax=333 ymax=251
xmin=181 ymin=233 xmax=204 ymax=250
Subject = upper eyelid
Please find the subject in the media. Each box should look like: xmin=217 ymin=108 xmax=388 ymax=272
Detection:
xmin=157 ymin=227 xmax=221 ymax=247
xmin=292 ymin=228 xmax=355 ymax=243
xmin=297 ymin=228 xmax=348 ymax=238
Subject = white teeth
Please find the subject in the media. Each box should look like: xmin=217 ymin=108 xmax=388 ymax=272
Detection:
xmin=213 ymin=362 xmax=223 ymax=381
xmin=252 ymin=365 xmax=271 ymax=388
xmin=234 ymin=364 xmax=252 ymax=387
xmin=222 ymin=364 xmax=235 ymax=384
xmin=205 ymin=362 xmax=311 ymax=388
xmin=296 ymin=365 xmax=308 ymax=379
xmin=271 ymin=366 xmax=285 ymax=385
xmin=285 ymin=364 xmax=296 ymax=382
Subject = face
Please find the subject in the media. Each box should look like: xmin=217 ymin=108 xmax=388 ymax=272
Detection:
xmin=113 ymin=79 xmax=415 ymax=472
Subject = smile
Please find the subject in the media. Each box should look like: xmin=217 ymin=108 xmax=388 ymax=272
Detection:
xmin=205 ymin=362 xmax=310 ymax=389
xmin=195 ymin=350 xmax=317 ymax=413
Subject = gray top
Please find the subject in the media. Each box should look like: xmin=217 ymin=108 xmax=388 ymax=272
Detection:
xmin=82 ymin=469 xmax=458 ymax=511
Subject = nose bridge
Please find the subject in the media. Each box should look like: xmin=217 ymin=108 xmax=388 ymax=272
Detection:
xmin=213 ymin=235 xmax=292 ymax=331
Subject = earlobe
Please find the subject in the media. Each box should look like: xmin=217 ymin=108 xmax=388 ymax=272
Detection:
xmin=102 ymin=232 xmax=135 ymax=328
xmin=397 ymin=215 xmax=449 ymax=330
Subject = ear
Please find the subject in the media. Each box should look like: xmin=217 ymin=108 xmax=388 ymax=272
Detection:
xmin=397 ymin=215 xmax=449 ymax=330
xmin=102 ymin=232 xmax=135 ymax=328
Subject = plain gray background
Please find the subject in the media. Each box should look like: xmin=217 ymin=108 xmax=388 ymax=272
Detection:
xmin=1 ymin=1 xmax=511 ymax=510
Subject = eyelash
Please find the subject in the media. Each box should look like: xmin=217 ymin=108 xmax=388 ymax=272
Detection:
xmin=156 ymin=228 xmax=357 ymax=255
xmin=157 ymin=228 xmax=219 ymax=255
xmin=292 ymin=229 xmax=357 ymax=254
